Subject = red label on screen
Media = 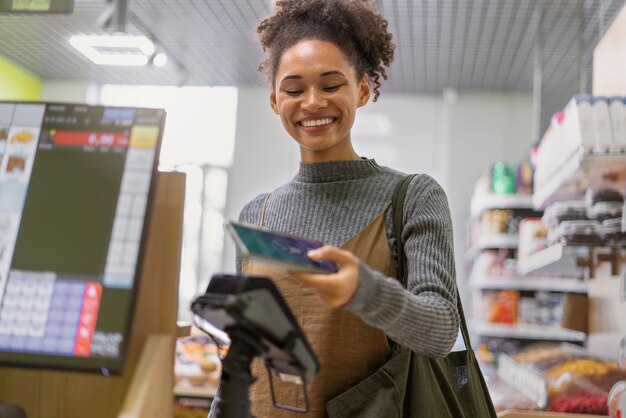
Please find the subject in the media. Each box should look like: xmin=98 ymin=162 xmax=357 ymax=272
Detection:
xmin=54 ymin=131 xmax=129 ymax=148
xmin=74 ymin=282 xmax=102 ymax=357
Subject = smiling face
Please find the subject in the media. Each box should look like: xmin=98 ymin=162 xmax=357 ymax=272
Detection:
xmin=270 ymin=39 xmax=370 ymax=163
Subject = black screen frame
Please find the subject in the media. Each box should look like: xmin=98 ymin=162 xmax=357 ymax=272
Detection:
xmin=0 ymin=101 xmax=165 ymax=375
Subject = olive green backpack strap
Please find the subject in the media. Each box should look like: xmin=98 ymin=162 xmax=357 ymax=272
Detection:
xmin=390 ymin=174 xmax=472 ymax=350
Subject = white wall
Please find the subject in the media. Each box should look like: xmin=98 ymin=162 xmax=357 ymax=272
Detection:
xmin=444 ymin=91 xmax=533 ymax=301
xmin=40 ymin=79 xmax=99 ymax=104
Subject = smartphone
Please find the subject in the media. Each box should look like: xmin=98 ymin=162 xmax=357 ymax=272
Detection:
xmin=225 ymin=221 xmax=338 ymax=274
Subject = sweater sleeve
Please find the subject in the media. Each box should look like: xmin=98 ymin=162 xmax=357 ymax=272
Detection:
xmin=342 ymin=176 xmax=460 ymax=358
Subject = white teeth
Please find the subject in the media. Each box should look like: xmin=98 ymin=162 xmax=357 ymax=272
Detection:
xmin=301 ymin=118 xmax=334 ymax=127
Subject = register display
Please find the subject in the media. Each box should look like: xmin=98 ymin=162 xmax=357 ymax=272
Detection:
xmin=0 ymin=102 xmax=164 ymax=373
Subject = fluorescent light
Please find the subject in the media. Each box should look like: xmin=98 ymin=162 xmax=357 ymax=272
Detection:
xmin=152 ymin=52 xmax=167 ymax=67
xmin=69 ymin=34 xmax=155 ymax=66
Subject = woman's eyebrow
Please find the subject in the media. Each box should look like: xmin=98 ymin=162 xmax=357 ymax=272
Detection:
xmin=280 ymin=75 xmax=303 ymax=82
xmin=320 ymin=71 xmax=346 ymax=77
xmin=280 ymin=70 xmax=346 ymax=83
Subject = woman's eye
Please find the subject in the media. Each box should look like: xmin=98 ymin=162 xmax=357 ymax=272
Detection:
xmin=325 ymin=85 xmax=342 ymax=92
xmin=284 ymin=90 xmax=302 ymax=96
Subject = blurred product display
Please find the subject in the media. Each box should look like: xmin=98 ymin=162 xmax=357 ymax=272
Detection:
xmin=498 ymin=343 xmax=626 ymax=415
xmin=468 ymin=95 xmax=626 ymax=418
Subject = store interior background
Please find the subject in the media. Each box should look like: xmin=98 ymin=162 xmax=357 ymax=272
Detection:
xmin=1 ymin=0 xmax=625 ymax=352
xmin=2 ymin=0 xmax=626 ymax=416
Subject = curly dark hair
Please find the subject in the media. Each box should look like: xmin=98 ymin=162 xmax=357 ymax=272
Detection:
xmin=256 ymin=0 xmax=395 ymax=101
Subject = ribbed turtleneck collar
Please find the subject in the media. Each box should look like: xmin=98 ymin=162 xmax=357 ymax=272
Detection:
xmin=293 ymin=158 xmax=382 ymax=183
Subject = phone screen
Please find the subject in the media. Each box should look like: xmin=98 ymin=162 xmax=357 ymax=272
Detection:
xmin=230 ymin=223 xmax=338 ymax=273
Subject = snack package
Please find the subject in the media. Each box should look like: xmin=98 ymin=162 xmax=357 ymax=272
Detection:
xmin=500 ymin=343 xmax=626 ymax=415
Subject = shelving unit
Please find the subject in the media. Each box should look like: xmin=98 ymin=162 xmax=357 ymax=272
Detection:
xmin=466 ymin=233 xmax=519 ymax=261
xmin=517 ymin=244 xmax=588 ymax=278
xmin=466 ymin=188 xmax=589 ymax=350
xmin=470 ymin=274 xmax=588 ymax=293
xmin=474 ymin=323 xmax=587 ymax=342
xmin=533 ymin=148 xmax=626 ymax=210
xmin=470 ymin=193 xmax=534 ymax=219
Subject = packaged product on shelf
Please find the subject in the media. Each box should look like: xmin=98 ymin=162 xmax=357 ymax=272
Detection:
xmin=498 ymin=343 xmax=626 ymax=415
xmin=484 ymin=290 xmax=519 ymax=325
xmin=588 ymin=201 xmax=623 ymax=222
xmin=543 ymin=201 xmax=588 ymax=229
xmin=563 ymin=95 xmax=596 ymax=152
xmin=586 ymin=187 xmax=624 ymax=206
xmin=608 ymin=97 xmax=626 ymax=151
xmin=477 ymin=249 xmax=518 ymax=277
xmin=174 ymin=335 xmax=223 ymax=397
xmin=518 ymin=296 xmax=537 ymax=325
xmin=492 ymin=162 xmax=517 ymax=195
xmin=592 ymin=97 xmax=614 ymax=153
xmin=560 ymin=293 xmax=588 ymax=333
xmin=482 ymin=209 xmax=513 ymax=234
xmin=550 ymin=220 xmax=604 ymax=246
xmin=535 ymin=291 xmax=565 ymax=327
xmin=518 ymin=218 xmax=548 ymax=260
xmin=602 ymin=218 xmax=626 ymax=246
xmin=516 ymin=161 xmax=534 ymax=195
xmin=608 ymin=380 xmax=626 ymax=418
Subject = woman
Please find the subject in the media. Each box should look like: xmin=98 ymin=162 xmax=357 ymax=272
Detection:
xmin=229 ymin=0 xmax=459 ymax=416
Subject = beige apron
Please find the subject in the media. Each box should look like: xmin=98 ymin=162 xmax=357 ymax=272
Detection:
xmin=244 ymin=196 xmax=396 ymax=417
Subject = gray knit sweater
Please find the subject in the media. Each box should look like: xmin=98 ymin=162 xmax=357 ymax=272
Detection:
xmin=236 ymin=158 xmax=459 ymax=357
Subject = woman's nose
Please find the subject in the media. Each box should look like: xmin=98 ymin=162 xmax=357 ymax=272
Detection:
xmin=301 ymin=89 xmax=327 ymax=112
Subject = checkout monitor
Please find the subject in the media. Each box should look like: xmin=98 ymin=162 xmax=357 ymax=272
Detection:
xmin=0 ymin=102 xmax=164 ymax=374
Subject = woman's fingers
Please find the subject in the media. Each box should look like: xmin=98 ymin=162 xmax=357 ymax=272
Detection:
xmin=289 ymin=245 xmax=360 ymax=308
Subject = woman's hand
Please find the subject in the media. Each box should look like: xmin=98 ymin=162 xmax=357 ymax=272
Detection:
xmin=290 ymin=245 xmax=360 ymax=308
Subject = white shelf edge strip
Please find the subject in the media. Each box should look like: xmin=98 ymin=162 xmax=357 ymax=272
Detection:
xmin=475 ymin=323 xmax=586 ymax=341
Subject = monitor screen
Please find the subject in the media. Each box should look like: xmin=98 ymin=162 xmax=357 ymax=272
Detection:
xmin=0 ymin=102 xmax=164 ymax=374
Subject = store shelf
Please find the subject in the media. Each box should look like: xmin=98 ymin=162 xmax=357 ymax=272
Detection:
xmin=470 ymin=275 xmax=588 ymax=293
xmin=533 ymin=148 xmax=626 ymax=210
xmin=516 ymin=244 xmax=587 ymax=278
xmin=466 ymin=233 xmax=519 ymax=260
xmin=470 ymin=193 xmax=534 ymax=218
xmin=475 ymin=322 xmax=587 ymax=341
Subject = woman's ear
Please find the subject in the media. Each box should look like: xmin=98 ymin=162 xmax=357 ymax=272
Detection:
xmin=357 ymin=74 xmax=371 ymax=107
xmin=269 ymin=90 xmax=279 ymax=114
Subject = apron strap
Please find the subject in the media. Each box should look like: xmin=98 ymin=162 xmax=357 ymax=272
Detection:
xmin=259 ymin=193 xmax=271 ymax=227
xmin=391 ymin=174 xmax=472 ymax=351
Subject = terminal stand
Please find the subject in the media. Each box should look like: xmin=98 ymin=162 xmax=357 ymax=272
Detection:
xmin=0 ymin=172 xmax=185 ymax=418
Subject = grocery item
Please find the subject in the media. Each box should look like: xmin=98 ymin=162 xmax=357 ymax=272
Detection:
xmin=549 ymin=391 xmax=608 ymax=414
xmin=543 ymin=201 xmax=588 ymax=229
xmin=589 ymin=201 xmax=624 ymax=222
xmin=501 ymin=344 xmax=626 ymax=415
xmin=535 ymin=291 xmax=565 ymax=327
xmin=551 ymin=220 xmax=604 ymax=246
xmin=492 ymin=162 xmax=517 ymax=195
xmin=481 ymin=209 xmax=513 ymax=234
xmin=586 ymin=188 xmax=625 ymax=206
xmin=0 ymin=128 xmax=8 ymax=140
xmin=603 ymin=218 xmax=626 ymax=246
xmin=485 ymin=290 xmax=519 ymax=324
xmin=518 ymin=218 xmax=547 ymax=260
xmin=516 ymin=162 xmax=534 ymax=195
xmin=174 ymin=335 xmax=223 ymax=396
xmin=608 ymin=380 xmax=626 ymax=418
